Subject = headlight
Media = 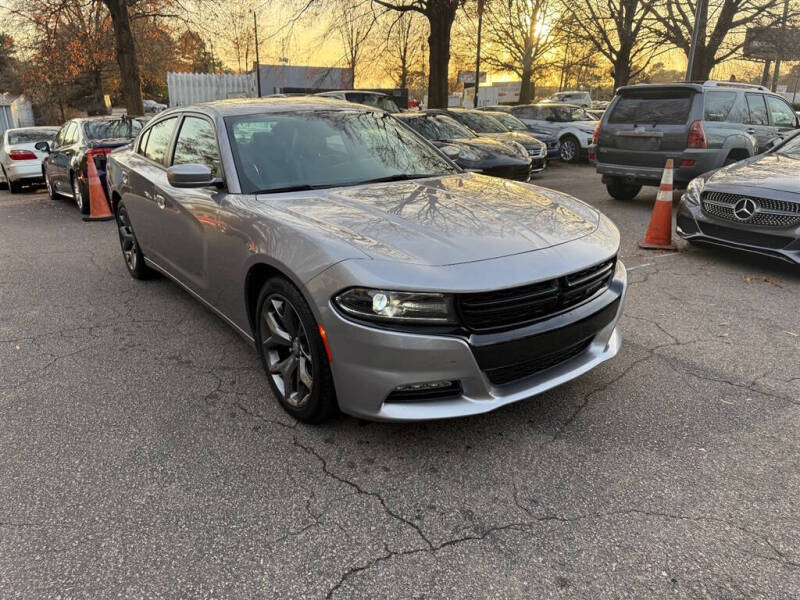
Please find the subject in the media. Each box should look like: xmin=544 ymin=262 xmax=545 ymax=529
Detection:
xmin=334 ymin=288 xmax=455 ymax=324
xmin=458 ymin=148 xmax=481 ymax=162
xmin=684 ymin=176 xmax=705 ymax=205
xmin=510 ymin=141 xmax=528 ymax=158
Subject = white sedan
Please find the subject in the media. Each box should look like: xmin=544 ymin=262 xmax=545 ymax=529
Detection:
xmin=0 ymin=127 xmax=59 ymax=193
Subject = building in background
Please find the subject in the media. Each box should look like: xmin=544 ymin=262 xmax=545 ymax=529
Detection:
xmin=0 ymin=95 xmax=35 ymax=133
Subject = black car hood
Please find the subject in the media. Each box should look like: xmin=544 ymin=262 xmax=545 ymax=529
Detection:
xmin=441 ymin=137 xmax=526 ymax=160
xmin=706 ymin=153 xmax=800 ymax=194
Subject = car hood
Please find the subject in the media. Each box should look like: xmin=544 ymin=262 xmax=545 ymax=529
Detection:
xmin=482 ymin=131 xmax=544 ymax=148
xmin=258 ymin=173 xmax=599 ymax=266
xmin=442 ymin=137 xmax=526 ymax=159
xmin=706 ymin=153 xmax=800 ymax=194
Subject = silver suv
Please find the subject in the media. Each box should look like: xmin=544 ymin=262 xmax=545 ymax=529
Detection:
xmin=593 ymin=81 xmax=800 ymax=200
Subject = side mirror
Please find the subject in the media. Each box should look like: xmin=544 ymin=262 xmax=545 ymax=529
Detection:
xmin=440 ymin=145 xmax=461 ymax=160
xmin=763 ymin=136 xmax=783 ymax=153
xmin=167 ymin=164 xmax=216 ymax=188
xmin=35 ymin=141 xmax=50 ymax=153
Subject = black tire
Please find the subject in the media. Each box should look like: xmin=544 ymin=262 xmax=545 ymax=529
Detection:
xmin=0 ymin=167 xmax=7 ymax=190
xmin=115 ymin=201 xmax=154 ymax=280
xmin=256 ymin=277 xmax=337 ymax=423
xmin=559 ymin=135 xmax=581 ymax=163
xmin=2 ymin=168 xmax=15 ymax=193
xmin=605 ymin=177 xmax=642 ymax=201
xmin=72 ymin=172 xmax=89 ymax=214
xmin=8 ymin=178 xmax=22 ymax=194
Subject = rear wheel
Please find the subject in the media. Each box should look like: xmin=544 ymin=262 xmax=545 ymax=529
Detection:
xmin=116 ymin=202 xmax=154 ymax=280
xmin=606 ymin=177 xmax=642 ymax=201
xmin=560 ymin=135 xmax=581 ymax=163
xmin=72 ymin=173 xmax=89 ymax=214
xmin=256 ymin=277 xmax=337 ymax=423
xmin=3 ymin=168 xmax=19 ymax=194
xmin=45 ymin=168 xmax=58 ymax=200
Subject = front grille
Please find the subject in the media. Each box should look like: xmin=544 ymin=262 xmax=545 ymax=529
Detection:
xmin=697 ymin=222 xmax=793 ymax=249
xmin=456 ymin=259 xmax=615 ymax=333
xmin=485 ymin=164 xmax=531 ymax=181
xmin=702 ymin=191 xmax=800 ymax=228
xmin=528 ymin=147 xmax=545 ymax=158
xmin=485 ymin=338 xmax=592 ymax=385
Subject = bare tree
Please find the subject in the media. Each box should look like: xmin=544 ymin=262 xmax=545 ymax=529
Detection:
xmin=376 ymin=10 xmax=426 ymax=89
xmin=566 ymin=0 xmax=660 ymax=89
xmin=649 ymin=0 xmax=793 ymax=81
xmin=371 ymin=0 xmax=464 ymax=108
xmin=328 ymin=0 xmax=377 ymax=85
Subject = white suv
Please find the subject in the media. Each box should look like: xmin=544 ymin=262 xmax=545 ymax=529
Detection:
xmin=543 ymin=91 xmax=592 ymax=107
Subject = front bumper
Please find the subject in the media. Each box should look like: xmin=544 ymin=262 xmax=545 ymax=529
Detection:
xmin=312 ymin=261 xmax=627 ymax=421
xmin=677 ymin=197 xmax=800 ymax=264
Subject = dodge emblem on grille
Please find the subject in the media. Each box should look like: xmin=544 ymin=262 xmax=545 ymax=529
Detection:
xmin=733 ymin=197 xmax=758 ymax=221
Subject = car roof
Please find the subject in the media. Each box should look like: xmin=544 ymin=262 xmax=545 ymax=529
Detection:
xmin=180 ymin=96 xmax=381 ymax=117
xmin=531 ymin=103 xmax=583 ymax=108
xmin=316 ymin=90 xmax=388 ymax=97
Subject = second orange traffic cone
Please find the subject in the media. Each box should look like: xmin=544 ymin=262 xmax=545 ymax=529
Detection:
xmin=82 ymin=153 xmax=114 ymax=222
xmin=639 ymin=159 xmax=677 ymax=251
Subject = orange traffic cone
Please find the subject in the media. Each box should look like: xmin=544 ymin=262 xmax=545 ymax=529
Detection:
xmin=639 ymin=159 xmax=677 ymax=251
xmin=82 ymin=153 xmax=114 ymax=222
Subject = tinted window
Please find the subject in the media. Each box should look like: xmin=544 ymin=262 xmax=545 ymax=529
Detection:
xmin=55 ymin=126 xmax=67 ymax=147
xmin=766 ymin=96 xmax=796 ymax=127
xmin=172 ymin=116 xmax=221 ymax=177
xmin=547 ymin=106 xmax=591 ymax=122
xmin=64 ymin=123 xmax=78 ymax=144
xmin=511 ymin=106 xmax=540 ymax=120
xmin=226 ymin=110 xmax=456 ymax=194
xmin=345 ymin=93 xmax=399 ymax=113
xmin=609 ymin=92 xmax=692 ymax=124
xmin=745 ymin=94 xmax=769 ymax=125
xmin=703 ymin=91 xmax=738 ymax=122
xmin=399 ymin=114 xmax=475 ymax=140
xmin=142 ymin=117 xmax=177 ymax=164
xmin=489 ymin=112 xmax=527 ymax=131
xmin=84 ymin=119 xmax=142 ymax=141
xmin=7 ymin=129 xmax=58 ymax=144
xmin=137 ymin=129 xmax=151 ymax=155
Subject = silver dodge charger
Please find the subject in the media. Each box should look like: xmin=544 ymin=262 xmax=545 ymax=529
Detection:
xmin=106 ymin=97 xmax=627 ymax=422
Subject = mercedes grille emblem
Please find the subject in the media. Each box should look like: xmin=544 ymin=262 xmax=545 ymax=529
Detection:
xmin=733 ymin=197 xmax=758 ymax=221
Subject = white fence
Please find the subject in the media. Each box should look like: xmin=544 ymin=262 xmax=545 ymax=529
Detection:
xmin=167 ymin=72 xmax=257 ymax=107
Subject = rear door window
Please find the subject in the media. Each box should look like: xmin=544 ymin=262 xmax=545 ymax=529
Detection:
xmin=703 ymin=91 xmax=738 ymax=122
xmin=142 ymin=117 xmax=178 ymax=165
xmin=608 ymin=91 xmax=693 ymax=124
xmin=766 ymin=96 xmax=796 ymax=127
xmin=745 ymin=94 xmax=769 ymax=125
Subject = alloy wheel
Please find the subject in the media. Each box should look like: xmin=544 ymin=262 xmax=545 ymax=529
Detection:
xmin=117 ymin=206 xmax=138 ymax=272
xmin=560 ymin=139 xmax=577 ymax=162
xmin=260 ymin=294 xmax=313 ymax=408
xmin=45 ymin=173 xmax=54 ymax=197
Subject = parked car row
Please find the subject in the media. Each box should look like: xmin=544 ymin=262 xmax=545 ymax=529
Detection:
xmin=591 ymin=79 xmax=800 ymax=266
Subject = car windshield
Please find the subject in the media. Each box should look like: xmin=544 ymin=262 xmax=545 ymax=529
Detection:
xmin=84 ymin=119 xmax=143 ymax=140
xmin=8 ymin=129 xmax=58 ymax=144
xmin=773 ymin=131 xmax=800 ymax=156
xmin=226 ymin=110 xmax=457 ymax=194
xmin=399 ymin=114 xmax=475 ymax=140
xmin=453 ymin=111 xmax=507 ymax=133
xmin=346 ymin=93 xmax=400 ymax=113
xmin=487 ymin=112 xmax=527 ymax=131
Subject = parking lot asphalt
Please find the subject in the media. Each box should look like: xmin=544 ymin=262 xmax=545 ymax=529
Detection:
xmin=1 ymin=163 xmax=799 ymax=599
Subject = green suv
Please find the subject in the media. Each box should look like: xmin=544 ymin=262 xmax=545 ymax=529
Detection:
xmin=593 ymin=81 xmax=800 ymax=200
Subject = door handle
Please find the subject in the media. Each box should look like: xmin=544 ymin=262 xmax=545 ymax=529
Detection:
xmin=156 ymin=194 xmax=166 ymax=210
xmin=746 ymin=128 xmax=756 ymax=134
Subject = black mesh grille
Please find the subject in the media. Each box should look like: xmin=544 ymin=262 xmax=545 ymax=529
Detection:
xmin=456 ymin=259 xmax=615 ymax=333
xmin=385 ymin=381 xmax=462 ymax=403
xmin=485 ymin=338 xmax=593 ymax=385
xmin=702 ymin=191 xmax=800 ymax=228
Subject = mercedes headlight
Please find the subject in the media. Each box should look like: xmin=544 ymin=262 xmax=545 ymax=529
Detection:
xmin=334 ymin=288 xmax=455 ymax=324
xmin=684 ymin=176 xmax=705 ymax=206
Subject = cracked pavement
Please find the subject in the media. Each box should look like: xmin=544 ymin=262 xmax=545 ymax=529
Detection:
xmin=1 ymin=164 xmax=799 ymax=599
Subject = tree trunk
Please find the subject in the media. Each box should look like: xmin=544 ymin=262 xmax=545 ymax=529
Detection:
xmin=425 ymin=2 xmax=456 ymax=108
xmin=103 ymin=0 xmax=144 ymax=116
xmin=690 ymin=46 xmax=714 ymax=81
xmin=612 ymin=47 xmax=632 ymax=89
xmin=518 ymin=42 xmax=534 ymax=104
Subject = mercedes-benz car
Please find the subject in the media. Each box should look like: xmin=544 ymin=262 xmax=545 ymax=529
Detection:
xmin=394 ymin=111 xmax=533 ymax=181
xmin=106 ymin=97 xmax=627 ymax=423
xmin=677 ymin=131 xmax=800 ymax=264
